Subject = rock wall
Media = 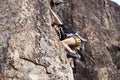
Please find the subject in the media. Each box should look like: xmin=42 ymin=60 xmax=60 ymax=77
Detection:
xmin=0 ymin=0 xmax=120 ymax=80
xmin=0 ymin=0 xmax=73 ymax=80
xmin=59 ymin=0 xmax=120 ymax=80
xmin=108 ymin=1 xmax=120 ymax=71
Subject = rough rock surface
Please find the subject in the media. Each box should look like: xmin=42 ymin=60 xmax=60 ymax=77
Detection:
xmin=0 ymin=0 xmax=120 ymax=80
xmin=53 ymin=0 xmax=120 ymax=80
xmin=61 ymin=0 xmax=120 ymax=80
xmin=108 ymin=1 xmax=120 ymax=71
xmin=0 ymin=0 xmax=73 ymax=80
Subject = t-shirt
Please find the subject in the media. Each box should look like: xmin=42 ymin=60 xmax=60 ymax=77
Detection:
xmin=58 ymin=24 xmax=75 ymax=40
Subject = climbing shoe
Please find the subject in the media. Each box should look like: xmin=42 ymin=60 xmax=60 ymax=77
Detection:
xmin=67 ymin=52 xmax=78 ymax=58
xmin=70 ymin=59 xmax=76 ymax=73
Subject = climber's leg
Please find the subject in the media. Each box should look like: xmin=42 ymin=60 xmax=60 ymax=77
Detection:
xmin=61 ymin=37 xmax=76 ymax=53
xmin=68 ymin=58 xmax=73 ymax=65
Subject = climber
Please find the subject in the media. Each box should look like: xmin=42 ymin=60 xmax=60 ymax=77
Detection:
xmin=49 ymin=7 xmax=82 ymax=63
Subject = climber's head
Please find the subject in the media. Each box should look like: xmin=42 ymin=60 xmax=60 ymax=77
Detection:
xmin=51 ymin=22 xmax=60 ymax=32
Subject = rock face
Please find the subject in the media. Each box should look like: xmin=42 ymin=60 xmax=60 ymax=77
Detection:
xmin=0 ymin=0 xmax=73 ymax=80
xmin=0 ymin=0 xmax=120 ymax=80
xmin=61 ymin=0 xmax=120 ymax=80
xmin=53 ymin=0 xmax=120 ymax=80
xmin=108 ymin=1 xmax=120 ymax=71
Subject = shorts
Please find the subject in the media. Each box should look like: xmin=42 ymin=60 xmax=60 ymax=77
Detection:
xmin=73 ymin=36 xmax=81 ymax=46
xmin=70 ymin=36 xmax=81 ymax=52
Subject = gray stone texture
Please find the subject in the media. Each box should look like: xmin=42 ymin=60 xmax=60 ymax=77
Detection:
xmin=0 ymin=0 xmax=120 ymax=80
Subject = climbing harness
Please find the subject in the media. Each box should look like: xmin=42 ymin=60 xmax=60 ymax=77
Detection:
xmin=74 ymin=33 xmax=88 ymax=42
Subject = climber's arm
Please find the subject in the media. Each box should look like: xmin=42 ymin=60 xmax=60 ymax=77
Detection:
xmin=49 ymin=7 xmax=63 ymax=24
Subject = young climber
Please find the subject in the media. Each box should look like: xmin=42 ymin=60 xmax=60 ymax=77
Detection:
xmin=49 ymin=7 xmax=82 ymax=63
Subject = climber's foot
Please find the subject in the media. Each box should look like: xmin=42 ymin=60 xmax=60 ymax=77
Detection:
xmin=67 ymin=52 xmax=77 ymax=58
